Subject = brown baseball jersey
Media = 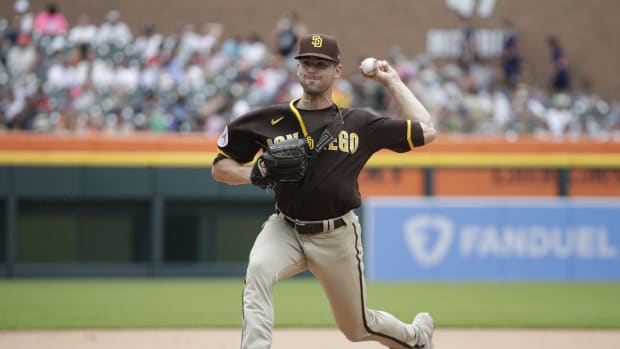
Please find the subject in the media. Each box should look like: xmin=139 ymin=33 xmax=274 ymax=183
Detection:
xmin=215 ymin=98 xmax=424 ymax=220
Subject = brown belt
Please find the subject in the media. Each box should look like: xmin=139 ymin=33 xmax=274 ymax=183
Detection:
xmin=277 ymin=209 xmax=347 ymax=235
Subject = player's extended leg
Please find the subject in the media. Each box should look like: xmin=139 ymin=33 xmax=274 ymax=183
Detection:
xmin=241 ymin=214 xmax=307 ymax=349
xmin=303 ymin=211 xmax=429 ymax=349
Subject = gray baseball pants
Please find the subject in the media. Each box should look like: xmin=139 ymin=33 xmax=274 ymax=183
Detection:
xmin=240 ymin=211 xmax=417 ymax=349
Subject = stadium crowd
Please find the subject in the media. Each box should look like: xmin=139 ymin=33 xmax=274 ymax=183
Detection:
xmin=1 ymin=2 xmax=619 ymax=139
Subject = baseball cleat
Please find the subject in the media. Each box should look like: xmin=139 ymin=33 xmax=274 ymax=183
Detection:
xmin=412 ymin=312 xmax=434 ymax=349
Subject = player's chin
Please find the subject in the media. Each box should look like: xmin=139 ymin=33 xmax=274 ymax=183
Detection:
xmin=301 ymin=81 xmax=327 ymax=94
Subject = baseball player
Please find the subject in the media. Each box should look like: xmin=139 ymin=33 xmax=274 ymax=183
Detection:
xmin=212 ymin=34 xmax=437 ymax=349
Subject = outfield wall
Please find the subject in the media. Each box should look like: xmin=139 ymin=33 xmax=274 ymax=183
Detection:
xmin=0 ymin=133 xmax=619 ymax=277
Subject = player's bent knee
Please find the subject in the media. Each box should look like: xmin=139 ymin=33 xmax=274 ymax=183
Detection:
xmin=245 ymin=259 xmax=278 ymax=283
xmin=341 ymin=329 xmax=367 ymax=343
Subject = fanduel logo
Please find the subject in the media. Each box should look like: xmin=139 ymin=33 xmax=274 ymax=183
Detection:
xmin=403 ymin=215 xmax=619 ymax=268
xmin=460 ymin=225 xmax=618 ymax=259
xmin=403 ymin=215 xmax=454 ymax=267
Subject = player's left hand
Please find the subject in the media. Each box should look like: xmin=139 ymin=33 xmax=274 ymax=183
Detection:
xmin=250 ymin=158 xmax=275 ymax=190
xmin=250 ymin=138 xmax=309 ymax=190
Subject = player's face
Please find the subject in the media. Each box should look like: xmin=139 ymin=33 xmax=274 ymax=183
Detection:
xmin=296 ymin=57 xmax=341 ymax=95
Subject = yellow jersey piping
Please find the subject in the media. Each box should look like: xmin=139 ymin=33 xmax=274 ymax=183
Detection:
xmin=288 ymin=98 xmax=309 ymax=138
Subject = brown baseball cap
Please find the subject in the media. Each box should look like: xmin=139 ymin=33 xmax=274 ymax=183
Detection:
xmin=294 ymin=34 xmax=341 ymax=63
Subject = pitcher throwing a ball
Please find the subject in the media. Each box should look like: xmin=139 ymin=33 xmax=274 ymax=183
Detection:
xmin=212 ymin=33 xmax=437 ymax=349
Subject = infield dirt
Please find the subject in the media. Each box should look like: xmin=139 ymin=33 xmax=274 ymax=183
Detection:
xmin=1 ymin=328 xmax=619 ymax=349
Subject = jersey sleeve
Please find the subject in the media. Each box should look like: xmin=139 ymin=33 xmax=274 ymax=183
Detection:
xmin=215 ymin=112 xmax=263 ymax=164
xmin=363 ymin=112 xmax=423 ymax=153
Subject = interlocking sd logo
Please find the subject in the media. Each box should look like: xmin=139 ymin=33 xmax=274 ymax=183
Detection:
xmin=311 ymin=35 xmax=323 ymax=47
xmin=403 ymin=215 xmax=454 ymax=267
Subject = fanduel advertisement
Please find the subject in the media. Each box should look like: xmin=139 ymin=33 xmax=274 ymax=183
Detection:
xmin=363 ymin=198 xmax=620 ymax=281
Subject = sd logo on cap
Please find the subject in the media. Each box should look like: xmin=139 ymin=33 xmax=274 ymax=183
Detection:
xmin=295 ymin=34 xmax=340 ymax=63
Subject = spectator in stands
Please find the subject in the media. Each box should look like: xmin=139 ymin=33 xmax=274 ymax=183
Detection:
xmin=195 ymin=22 xmax=223 ymax=57
xmin=506 ymin=84 xmax=545 ymax=135
xmin=132 ymin=90 xmax=158 ymax=130
xmin=46 ymin=50 xmax=73 ymax=90
xmin=13 ymin=0 xmax=34 ymax=34
xmin=204 ymin=35 xmax=239 ymax=78
xmin=182 ymin=51 xmax=206 ymax=91
xmin=167 ymin=93 xmax=193 ymax=132
xmin=611 ymin=85 xmax=620 ymax=134
xmin=7 ymin=87 xmax=49 ymax=130
xmin=197 ymin=91 xmax=227 ymax=135
xmin=46 ymin=47 xmax=90 ymax=95
xmin=133 ymin=22 xmax=163 ymax=64
xmin=6 ymin=33 xmax=36 ymax=77
xmin=547 ymin=35 xmax=570 ymax=92
xmin=33 ymin=3 xmax=68 ymax=37
xmin=68 ymin=14 xmax=98 ymax=48
xmin=138 ymin=58 xmax=162 ymax=92
xmin=501 ymin=19 xmax=521 ymax=89
xmin=90 ymin=50 xmax=114 ymax=92
xmin=1 ymin=88 xmax=22 ymax=128
xmin=239 ymin=32 xmax=268 ymax=68
xmin=252 ymin=54 xmax=288 ymax=103
xmin=111 ymin=57 xmax=139 ymax=93
xmin=173 ymin=22 xmax=199 ymax=64
xmin=0 ymin=89 xmax=7 ymax=129
xmin=543 ymin=93 xmax=577 ymax=137
xmin=96 ymin=10 xmax=132 ymax=48
xmin=572 ymin=78 xmax=615 ymax=136
xmin=461 ymin=76 xmax=494 ymax=133
xmin=458 ymin=17 xmax=478 ymax=70
xmin=157 ymin=21 xmax=185 ymax=63
xmin=491 ymin=87 xmax=513 ymax=133
xmin=273 ymin=10 xmax=307 ymax=59
xmin=3 ymin=16 xmax=22 ymax=47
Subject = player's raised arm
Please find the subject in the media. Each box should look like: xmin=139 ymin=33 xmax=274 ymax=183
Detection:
xmin=361 ymin=59 xmax=437 ymax=145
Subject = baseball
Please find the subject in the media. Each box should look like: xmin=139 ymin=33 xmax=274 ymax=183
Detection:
xmin=361 ymin=57 xmax=377 ymax=76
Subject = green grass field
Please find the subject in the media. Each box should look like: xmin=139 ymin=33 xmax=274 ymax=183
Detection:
xmin=0 ymin=278 xmax=619 ymax=330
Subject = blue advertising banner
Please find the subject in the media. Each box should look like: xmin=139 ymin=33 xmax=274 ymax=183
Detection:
xmin=363 ymin=198 xmax=620 ymax=281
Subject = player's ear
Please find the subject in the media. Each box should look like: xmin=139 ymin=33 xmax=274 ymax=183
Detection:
xmin=334 ymin=63 xmax=343 ymax=78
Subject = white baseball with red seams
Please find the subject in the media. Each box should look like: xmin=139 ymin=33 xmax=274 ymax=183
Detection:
xmin=361 ymin=57 xmax=377 ymax=76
